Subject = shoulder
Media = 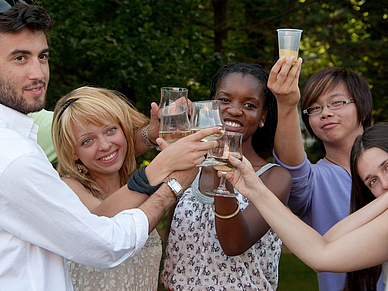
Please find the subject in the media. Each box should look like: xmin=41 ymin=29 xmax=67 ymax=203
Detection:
xmin=260 ymin=164 xmax=291 ymax=180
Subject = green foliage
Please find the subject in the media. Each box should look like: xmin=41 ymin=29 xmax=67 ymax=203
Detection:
xmin=40 ymin=0 xmax=388 ymax=155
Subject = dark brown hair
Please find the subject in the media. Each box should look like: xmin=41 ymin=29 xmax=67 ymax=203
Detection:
xmin=301 ymin=67 xmax=372 ymax=140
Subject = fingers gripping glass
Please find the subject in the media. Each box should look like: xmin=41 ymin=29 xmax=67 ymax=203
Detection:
xmin=0 ymin=0 xmax=37 ymax=13
xmin=302 ymin=99 xmax=354 ymax=115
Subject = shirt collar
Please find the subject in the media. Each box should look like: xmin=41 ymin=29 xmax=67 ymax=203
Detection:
xmin=0 ymin=104 xmax=39 ymax=142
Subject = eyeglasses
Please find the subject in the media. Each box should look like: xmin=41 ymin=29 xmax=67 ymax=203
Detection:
xmin=0 ymin=0 xmax=35 ymax=13
xmin=302 ymin=99 xmax=355 ymax=115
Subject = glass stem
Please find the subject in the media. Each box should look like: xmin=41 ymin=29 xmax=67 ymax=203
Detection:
xmin=207 ymin=148 xmax=214 ymax=158
xmin=217 ymin=174 xmax=228 ymax=191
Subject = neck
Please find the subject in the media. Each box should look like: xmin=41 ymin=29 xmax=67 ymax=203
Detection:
xmin=92 ymin=172 xmax=121 ymax=197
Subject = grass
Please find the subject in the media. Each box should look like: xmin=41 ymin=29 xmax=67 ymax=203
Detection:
xmin=278 ymin=252 xmax=318 ymax=290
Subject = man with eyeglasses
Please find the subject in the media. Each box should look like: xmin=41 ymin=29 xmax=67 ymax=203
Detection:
xmin=0 ymin=2 xmax=216 ymax=290
xmin=268 ymin=57 xmax=383 ymax=290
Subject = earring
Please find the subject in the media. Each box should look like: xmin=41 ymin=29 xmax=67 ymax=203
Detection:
xmin=76 ymin=161 xmax=88 ymax=175
xmin=260 ymin=122 xmax=265 ymax=127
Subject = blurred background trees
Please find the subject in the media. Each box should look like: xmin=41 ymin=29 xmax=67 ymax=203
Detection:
xmin=41 ymin=0 xmax=388 ymax=160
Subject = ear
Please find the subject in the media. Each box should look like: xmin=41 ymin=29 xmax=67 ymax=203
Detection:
xmin=73 ymin=153 xmax=79 ymax=161
xmin=260 ymin=107 xmax=268 ymax=127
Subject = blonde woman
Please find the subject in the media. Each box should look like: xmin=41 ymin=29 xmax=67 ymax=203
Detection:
xmin=52 ymin=86 xmax=218 ymax=290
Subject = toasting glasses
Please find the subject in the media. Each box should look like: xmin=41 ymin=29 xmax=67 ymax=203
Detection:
xmin=158 ymin=87 xmax=190 ymax=144
xmin=205 ymin=131 xmax=243 ymax=197
xmin=190 ymin=100 xmax=225 ymax=167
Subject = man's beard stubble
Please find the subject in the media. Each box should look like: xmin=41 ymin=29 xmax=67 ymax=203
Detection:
xmin=0 ymin=78 xmax=46 ymax=114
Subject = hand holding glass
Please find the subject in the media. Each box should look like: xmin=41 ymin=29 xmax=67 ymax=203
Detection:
xmin=206 ymin=132 xmax=243 ymax=197
xmin=277 ymin=28 xmax=302 ymax=61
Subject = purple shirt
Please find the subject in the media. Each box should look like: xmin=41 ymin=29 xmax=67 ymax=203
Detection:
xmin=274 ymin=152 xmax=383 ymax=291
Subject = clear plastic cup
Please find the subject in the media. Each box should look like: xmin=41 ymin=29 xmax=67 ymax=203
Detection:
xmin=277 ymin=28 xmax=303 ymax=61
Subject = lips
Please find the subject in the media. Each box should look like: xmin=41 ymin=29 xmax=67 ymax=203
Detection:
xmin=321 ymin=122 xmax=337 ymax=130
xmin=24 ymin=84 xmax=45 ymax=97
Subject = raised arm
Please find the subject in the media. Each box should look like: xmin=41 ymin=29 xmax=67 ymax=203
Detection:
xmin=225 ymin=156 xmax=388 ymax=273
xmin=268 ymin=56 xmax=305 ymax=166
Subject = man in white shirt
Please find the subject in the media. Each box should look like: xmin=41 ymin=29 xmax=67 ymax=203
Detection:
xmin=0 ymin=2 xmax=217 ymax=290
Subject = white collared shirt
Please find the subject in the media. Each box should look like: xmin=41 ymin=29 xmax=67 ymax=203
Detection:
xmin=0 ymin=104 xmax=149 ymax=291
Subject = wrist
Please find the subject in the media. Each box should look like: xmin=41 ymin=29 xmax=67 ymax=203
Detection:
xmin=163 ymin=177 xmax=184 ymax=200
xmin=142 ymin=124 xmax=159 ymax=148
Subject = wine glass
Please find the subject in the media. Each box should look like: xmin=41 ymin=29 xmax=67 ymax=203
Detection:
xmin=159 ymin=103 xmax=191 ymax=144
xmin=190 ymin=100 xmax=225 ymax=167
xmin=160 ymin=87 xmax=189 ymax=109
xmin=159 ymin=87 xmax=191 ymax=144
xmin=205 ymin=131 xmax=243 ymax=197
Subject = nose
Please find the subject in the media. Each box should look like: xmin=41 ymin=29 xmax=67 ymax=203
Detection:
xmin=28 ymin=59 xmax=45 ymax=80
xmin=320 ymin=104 xmax=333 ymax=119
xmin=98 ymin=138 xmax=111 ymax=151
xmin=226 ymin=104 xmax=243 ymax=116
xmin=381 ymin=176 xmax=388 ymax=192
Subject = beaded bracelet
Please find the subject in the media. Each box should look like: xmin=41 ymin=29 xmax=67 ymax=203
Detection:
xmin=141 ymin=124 xmax=158 ymax=148
xmin=211 ymin=197 xmax=241 ymax=219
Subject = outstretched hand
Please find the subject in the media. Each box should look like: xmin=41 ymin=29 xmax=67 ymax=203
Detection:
xmin=267 ymin=56 xmax=302 ymax=108
xmin=222 ymin=155 xmax=267 ymax=201
xmin=155 ymin=126 xmax=220 ymax=169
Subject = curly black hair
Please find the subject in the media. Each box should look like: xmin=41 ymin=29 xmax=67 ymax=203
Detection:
xmin=209 ymin=62 xmax=277 ymax=153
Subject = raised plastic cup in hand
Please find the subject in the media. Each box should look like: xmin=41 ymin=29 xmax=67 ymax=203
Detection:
xmin=277 ymin=28 xmax=303 ymax=61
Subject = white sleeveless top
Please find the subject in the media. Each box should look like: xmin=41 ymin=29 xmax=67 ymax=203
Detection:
xmin=161 ymin=163 xmax=282 ymax=290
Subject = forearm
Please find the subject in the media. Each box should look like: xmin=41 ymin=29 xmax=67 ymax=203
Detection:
xmin=274 ymin=105 xmax=305 ymax=166
xmin=324 ymin=191 xmax=388 ymax=242
xmin=93 ymin=186 xmax=148 ymax=217
xmin=138 ymin=183 xmax=177 ymax=234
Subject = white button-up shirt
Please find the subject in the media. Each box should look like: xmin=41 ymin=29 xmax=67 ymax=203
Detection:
xmin=0 ymin=104 xmax=149 ymax=291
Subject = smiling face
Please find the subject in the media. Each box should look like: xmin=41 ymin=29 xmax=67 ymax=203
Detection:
xmin=214 ymin=72 xmax=267 ymax=143
xmin=308 ymin=83 xmax=363 ymax=146
xmin=72 ymin=120 xmax=128 ymax=179
xmin=356 ymin=147 xmax=388 ymax=198
xmin=0 ymin=30 xmax=49 ymax=114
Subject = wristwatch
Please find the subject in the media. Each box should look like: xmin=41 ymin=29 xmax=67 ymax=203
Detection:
xmin=163 ymin=177 xmax=184 ymax=199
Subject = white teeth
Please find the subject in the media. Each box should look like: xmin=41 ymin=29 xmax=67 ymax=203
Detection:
xmin=225 ymin=121 xmax=241 ymax=128
xmin=101 ymin=152 xmax=116 ymax=161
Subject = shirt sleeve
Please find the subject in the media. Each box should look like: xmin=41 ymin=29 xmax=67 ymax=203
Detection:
xmin=273 ymin=150 xmax=314 ymax=217
xmin=0 ymin=153 xmax=149 ymax=269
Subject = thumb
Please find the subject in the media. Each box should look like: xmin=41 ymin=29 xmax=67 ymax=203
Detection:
xmin=156 ymin=137 xmax=168 ymax=150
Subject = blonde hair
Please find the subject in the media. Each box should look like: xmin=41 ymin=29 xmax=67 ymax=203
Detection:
xmin=52 ymin=86 xmax=149 ymax=200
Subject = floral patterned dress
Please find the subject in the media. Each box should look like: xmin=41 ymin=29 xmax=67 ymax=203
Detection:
xmin=67 ymin=229 xmax=162 ymax=291
xmin=161 ymin=164 xmax=282 ymax=291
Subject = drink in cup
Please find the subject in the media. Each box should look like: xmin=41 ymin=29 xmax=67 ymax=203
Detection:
xmin=277 ymin=28 xmax=303 ymax=61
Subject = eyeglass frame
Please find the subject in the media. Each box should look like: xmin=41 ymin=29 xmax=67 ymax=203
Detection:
xmin=0 ymin=0 xmax=36 ymax=14
xmin=302 ymin=99 xmax=355 ymax=116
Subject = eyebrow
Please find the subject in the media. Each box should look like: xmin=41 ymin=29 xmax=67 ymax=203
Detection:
xmin=363 ymin=158 xmax=388 ymax=182
xmin=9 ymin=48 xmax=50 ymax=56
xmin=75 ymin=124 xmax=112 ymax=141
xmin=216 ymin=91 xmax=260 ymax=101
